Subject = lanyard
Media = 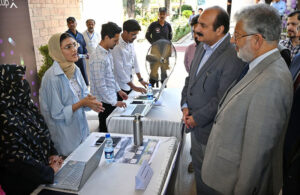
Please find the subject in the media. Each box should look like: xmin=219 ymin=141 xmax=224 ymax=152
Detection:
xmin=86 ymin=32 xmax=94 ymax=40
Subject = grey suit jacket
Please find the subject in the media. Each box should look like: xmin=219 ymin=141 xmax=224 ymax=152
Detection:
xmin=202 ymin=50 xmax=293 ymax=195
xmin=181 ymin=34 xmax=245 ymax=144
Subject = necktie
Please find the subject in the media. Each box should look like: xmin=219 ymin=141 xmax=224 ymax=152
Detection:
xmin=236 ymin=63 xmax=249 ymax=83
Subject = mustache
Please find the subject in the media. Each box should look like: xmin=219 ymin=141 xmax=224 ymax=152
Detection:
xmin=195 ymin=32 xmax=203 ymax=37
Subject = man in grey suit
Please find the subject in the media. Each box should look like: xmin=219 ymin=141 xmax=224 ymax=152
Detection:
xmin=181 ymin=6 xmax=245 ymax=194
xmin=202 ymin=4 xmax=294 ymax=195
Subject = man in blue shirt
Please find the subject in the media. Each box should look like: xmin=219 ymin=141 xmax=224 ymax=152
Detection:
xmin=66 ymin=17 xmax=89 ymax=86
xmin=271 ymin=0 xmax=286 ymax=18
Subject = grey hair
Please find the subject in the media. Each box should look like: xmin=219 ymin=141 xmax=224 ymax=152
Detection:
xmin=234 ymin=4 xmax=281 ymax=42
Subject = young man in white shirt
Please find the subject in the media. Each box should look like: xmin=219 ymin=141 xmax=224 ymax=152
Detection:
xmin=89 ymin=22 xmax=128 ymax=132
xmin=112 ymin=19 xmax=148 ymax=100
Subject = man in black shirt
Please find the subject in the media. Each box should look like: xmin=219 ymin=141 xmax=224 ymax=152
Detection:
xmin=145 ymin=7 xmax=172 ymax=87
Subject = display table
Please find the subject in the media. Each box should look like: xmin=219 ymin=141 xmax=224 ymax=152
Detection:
xmin=107 ymin=88 xmax=183 ymax=140
xmin=32 ymin=132 xmax=179 ymax=195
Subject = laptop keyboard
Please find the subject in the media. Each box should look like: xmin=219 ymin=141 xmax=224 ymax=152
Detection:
xmin=55 ymin=160 xmax=85 ymax=187
xmin=132 ymin=105 xmax=146 ymax=115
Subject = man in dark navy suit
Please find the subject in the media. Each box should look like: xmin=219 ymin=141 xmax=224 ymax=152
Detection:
xmin=283 ymin=51 xmax=300 ymax=195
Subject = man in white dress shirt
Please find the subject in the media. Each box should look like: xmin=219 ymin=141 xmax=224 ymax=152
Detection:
xmin=89 ymin=22 xmax=128 ymax=132
xmin=83 ymin=19 xmax=101 ymax=80
xmin=112 ymin=19 xmax=148 ymax=100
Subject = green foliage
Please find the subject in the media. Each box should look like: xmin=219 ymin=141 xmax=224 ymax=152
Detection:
xmin=136 ymin=13 xmax=157 ymax=28
xmin=171 ymin=14 xmax=179 ymax=21
xmin=38 ymin=45 xmax=53 ymax=84
xmin=182 ymin=10 xmax=192 ymax=18
xmin=172 ymin=23 xmax=191 ymax=42
xmin=181 ymin=4 xmax=192 ymax=12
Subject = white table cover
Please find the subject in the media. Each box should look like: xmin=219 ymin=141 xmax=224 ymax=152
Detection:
xmin=33 ymin=133 xmax=179 ymax=195
xmin=107 ymin=88 xmax=183 ymax=140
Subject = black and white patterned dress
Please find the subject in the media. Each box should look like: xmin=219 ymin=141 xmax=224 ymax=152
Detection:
xmin=0 ymin=64 xmax=58 ymax=194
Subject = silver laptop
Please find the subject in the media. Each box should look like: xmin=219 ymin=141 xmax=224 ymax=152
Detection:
xmin=120 ymin=78 xmax=169 ymax=117
xmin=120 ymin=102 xmax=154 ymax=117
xmin=134 ymin=77 xmax=169 ymax=101
xmin=46 ymin=142 xmax=105 ymax=191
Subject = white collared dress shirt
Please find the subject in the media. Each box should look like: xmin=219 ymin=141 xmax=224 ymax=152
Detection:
xmin=111 ymin=36 xmax=140 ymax=91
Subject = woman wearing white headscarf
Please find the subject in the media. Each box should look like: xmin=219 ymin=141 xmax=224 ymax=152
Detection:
xmin=40 ymin=33 xmax=104 ymax=156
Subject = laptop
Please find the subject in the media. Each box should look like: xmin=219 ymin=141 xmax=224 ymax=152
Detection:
xmin=120 ymin=102 xmax=154 ymax=117
xmin=134 ymin=77 xmax=169 ymax=101
xmin=120 ymin=78 xmax=169 ymax=117
xmin=46 ymin=142 xmax=105 ymax=192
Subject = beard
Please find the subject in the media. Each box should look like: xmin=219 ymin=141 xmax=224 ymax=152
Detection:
xmin=287 ymin=30 xmax=296 ymax=38
xmin=237 ymin=40 xmax=254 ymax=63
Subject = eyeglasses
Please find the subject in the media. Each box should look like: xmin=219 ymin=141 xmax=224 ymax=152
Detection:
xmin=62 ymin=42 xmax=78 ymax=50
xmin=232 ymin=33 xmax=264 ymax=42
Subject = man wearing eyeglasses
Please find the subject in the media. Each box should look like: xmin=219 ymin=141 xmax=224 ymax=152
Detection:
xmin=201 ymin=4 xmax=293 ymax=194
xmin=181 ymin=6 xmax=245 ymax=195
xmin=66 ymin=16 xmax=89 ymax=86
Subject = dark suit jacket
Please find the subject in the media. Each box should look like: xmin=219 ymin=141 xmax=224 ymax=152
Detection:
xmin=181 ymin=34 xmax=245 ymax=144
xmin=283 ymin=56 xmax=300 ymax=194
xmin=290 ymin=53 xmax=300 ymax=79
xmin=283 ymin=86 xmax=300 ymax=194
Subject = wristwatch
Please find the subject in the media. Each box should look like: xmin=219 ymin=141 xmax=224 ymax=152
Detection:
xmin=138 ymin=78 xmax=143 ymax=82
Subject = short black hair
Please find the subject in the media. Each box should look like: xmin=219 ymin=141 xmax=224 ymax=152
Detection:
xmin=288 ymin=10 xmax=300 ymax=20
xmin=123 ymin=19 xmax=141 ymax=32
xmin=211 ymin=6 xmax=229 ymax=34
xmin=198 ymin=8 xmax=203 ymax=11
xmin=67 ymin=16 xmax=76 ymax=23
xmin=86 ymin=19 xmax=95 ymax=24
xmin=101 ymin=22 xmax=122 ymax=40
xmin=60 ymin=33 xmax=73 ymax=45
xmin=159 ymin=7 xmax=167 ymax=13
xmin=191 ymin=15 xmax=199 ymax=26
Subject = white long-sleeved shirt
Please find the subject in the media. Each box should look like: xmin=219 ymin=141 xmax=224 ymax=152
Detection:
xmin=111 ymin=36 xmax=140 ymax=91
xmin=82 ymin=30 xmax=101 ymax=55
xmin=89 ymin=44 xmax=120 ymax=106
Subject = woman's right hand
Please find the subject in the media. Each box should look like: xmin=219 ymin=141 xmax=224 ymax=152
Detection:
xmin=81 ymin=94 xmax=105 ymax=113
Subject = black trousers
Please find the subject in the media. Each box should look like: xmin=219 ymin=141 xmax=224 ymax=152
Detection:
xmin=98 ymin=102 xmax=116 ymax=132
xmin=149 ymin=78 xmax=166 ymax=88
xmin=117 ymin=89 xmax=132 ymax=101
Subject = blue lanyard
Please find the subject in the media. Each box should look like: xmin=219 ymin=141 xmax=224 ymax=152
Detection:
xmin=86 ymin=32 xmax=94 ymax=40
